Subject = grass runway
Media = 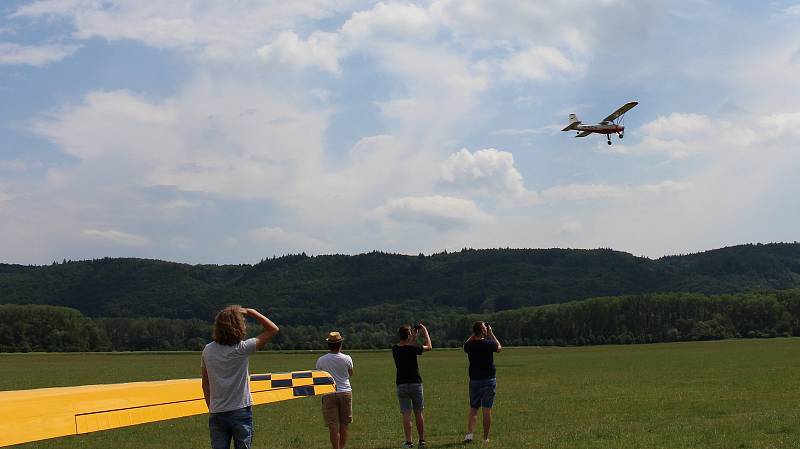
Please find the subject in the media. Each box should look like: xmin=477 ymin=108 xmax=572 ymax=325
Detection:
xmin=2 ymin=339 xmax=800 ymax=448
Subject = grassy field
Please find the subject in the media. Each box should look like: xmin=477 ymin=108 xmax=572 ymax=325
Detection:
xmin=2 ymin=339 xmax=800 ymax=448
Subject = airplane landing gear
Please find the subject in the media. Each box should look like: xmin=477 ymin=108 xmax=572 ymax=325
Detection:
xmin=618 ymin=132 xmax=624 ymax=139
xmin=607 ymin=136 xmax=612 ymax=145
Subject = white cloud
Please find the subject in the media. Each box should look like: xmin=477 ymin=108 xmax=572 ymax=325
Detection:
xmin=83 ymin=229 xmax=151 ymax=246
xmin=31 ymin=81 xmax=329 ymax=201
xmin=371 ymin=195 xmax=492 ymax=231
xmin=429 ymin=0 xmax=657 ymax=55
xmin=498 ymin=46 xmax=584 ymax=81
xmin=257 ymin=31 xmax=341 ymax=74
xmin=640 ymin=113 xmax=713 ymax=139
xmin=758 ymin=112 xmax=800 ymax=139
xmin=613 ymin=108 xmax=800 ymax=160
xmin=440 ymin=148 xmax=528 ymax=198
xmin=0 ymin=43 xmax=80 ymax=66
xmin=340 ymin=2 xmax=436 ymax=43
xmin=11 ymin=0 xmax=361 ymax=60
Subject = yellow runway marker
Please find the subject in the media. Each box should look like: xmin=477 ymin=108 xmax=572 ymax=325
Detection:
xmin=0 ymin=370 xmax=334 ymax=447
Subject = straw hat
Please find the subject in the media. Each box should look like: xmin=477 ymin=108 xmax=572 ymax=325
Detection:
xmin=326 ymin=331 xmax=344 ymax=343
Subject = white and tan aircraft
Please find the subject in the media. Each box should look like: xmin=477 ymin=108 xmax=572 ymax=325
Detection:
xmin=562 ymin=101 xmax=638 ymax=145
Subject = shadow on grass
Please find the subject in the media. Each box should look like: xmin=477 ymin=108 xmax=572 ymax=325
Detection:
xmin=370 ymin=443 xmax=467 ymax=449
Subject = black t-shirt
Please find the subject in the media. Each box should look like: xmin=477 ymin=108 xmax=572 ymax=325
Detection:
xmin=464 ymin=338 xmax=498 ymax=380
xmin=392 ymin=344 xmax=424 ymax=385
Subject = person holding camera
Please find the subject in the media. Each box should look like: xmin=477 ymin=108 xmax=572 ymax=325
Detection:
xmin=463 ymin=321 xmax=501 ymax=444
xmin=392 ymin=323 xmax=432 ymax=448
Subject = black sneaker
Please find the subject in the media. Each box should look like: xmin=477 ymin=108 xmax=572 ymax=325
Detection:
xmin=402 ymin=442 xmax=414 ymax=448
xmin=419 ymin=440 xmax=426 ymax=447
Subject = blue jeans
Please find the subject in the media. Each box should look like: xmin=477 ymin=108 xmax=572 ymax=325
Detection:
xmin=469 ymin=378 xmax=496 ymax=409
xmin=209 ymin=406 xmax=253 ymax=449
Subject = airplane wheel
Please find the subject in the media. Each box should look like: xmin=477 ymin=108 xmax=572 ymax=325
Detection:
xmin=619 ymin=133 xmax=624 ymax=139
xmin=607 ymin=140 xmax=612 ymax=145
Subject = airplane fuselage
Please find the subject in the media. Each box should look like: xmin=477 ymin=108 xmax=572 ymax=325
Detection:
xmin=574 ymin=122 xmax=624 ymax=135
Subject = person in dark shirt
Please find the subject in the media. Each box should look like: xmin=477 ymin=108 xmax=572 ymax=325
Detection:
xmin=463 ymin=321 xmax=502 ymax=444
xmin=392 ymin=323 xmax=432 ymax=448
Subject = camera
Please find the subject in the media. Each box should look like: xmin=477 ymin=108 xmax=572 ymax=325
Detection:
xmin=414 ymin=324 xmax=422 ymax=330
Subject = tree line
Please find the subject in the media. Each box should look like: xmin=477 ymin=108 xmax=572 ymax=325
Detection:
xmin=3 ymin=289 xmax=799 ymax=352
xmin=1 ymin=244 xmax=799 ymax=327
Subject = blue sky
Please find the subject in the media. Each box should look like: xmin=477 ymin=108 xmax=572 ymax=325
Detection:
xmin=1 ymin=0 xmax=799 ymax=265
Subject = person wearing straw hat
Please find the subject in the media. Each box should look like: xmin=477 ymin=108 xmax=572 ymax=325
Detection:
xmin=316 ymin=331 xmax=354 ymax=449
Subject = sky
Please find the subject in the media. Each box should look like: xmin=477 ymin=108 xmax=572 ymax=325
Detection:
xmin=1 ymin=0 xmax=799 ymax=265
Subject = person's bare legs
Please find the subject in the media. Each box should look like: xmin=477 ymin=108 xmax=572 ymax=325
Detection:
xmin=413 ymin=409 xmax=425 ymax=442
xmin=339 ymin=423 xmax=349 ymax=449
xmin=401 ymin=411 xmax=413 ymax=442
xmin=466 ymin=407 xmax=479 ymax=437
xmin=328 ymin=424 xmax=340 ymax=449
xmin=481 ymin=408 xmax=492 ymax=441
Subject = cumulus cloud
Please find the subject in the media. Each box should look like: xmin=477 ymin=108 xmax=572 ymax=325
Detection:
xmin=614 ymin=110 xmax=799 ymax=159
xmin=257 ymin=31 xmax=341 ymax=74
xmin=31 ymin=82 xmax=329 ymax=201
xmin=0 ymin=43 xmax=80 ymax=66
xmin=498 ymin=46 xmax=584 ymax=81
xmin=440 ymin=148 xmax=528 ymax=198
xmin=341 ymin=2 xmax=436 ymax=43
xmin=83 ymin=229 xmax=151 ymax=246
xmin=371 ymin=195 xmax=491 ymax=231
xmin=11 ymin=0 xmax=358 ymax=60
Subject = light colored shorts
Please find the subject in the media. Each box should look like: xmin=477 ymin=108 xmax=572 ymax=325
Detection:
xmin=322 ymin=392 xmax=353 ymax=427
xmin=396 ymin=383 xmax=424 ymax=412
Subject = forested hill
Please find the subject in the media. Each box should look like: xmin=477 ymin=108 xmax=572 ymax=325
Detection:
xmin=1 ymin=243 xmax=799 ymax=325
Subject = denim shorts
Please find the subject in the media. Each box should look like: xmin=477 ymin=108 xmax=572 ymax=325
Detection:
xmin=397 ymin=383 xmax=424 ymax=412
xmin=209 ymin=406 xmax=253 ymax=449
xmin=469 ymin=378 xmax=496 ymax=409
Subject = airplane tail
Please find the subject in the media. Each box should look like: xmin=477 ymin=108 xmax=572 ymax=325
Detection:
xmin=561 ymin=114 xmax=581 ymax=131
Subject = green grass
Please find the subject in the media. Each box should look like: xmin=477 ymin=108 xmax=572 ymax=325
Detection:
xmin=3 ymin=339 xmax=800 ymax=448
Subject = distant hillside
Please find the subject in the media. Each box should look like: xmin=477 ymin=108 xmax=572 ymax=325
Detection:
xmin=1 ymin=243 xmax=799 ymax=325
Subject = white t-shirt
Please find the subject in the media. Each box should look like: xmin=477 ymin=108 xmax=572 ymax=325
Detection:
xmin=316 ymin=352 xmax=353 ymax=392
xmin=201 ymin=338 xmax=257 ymax=413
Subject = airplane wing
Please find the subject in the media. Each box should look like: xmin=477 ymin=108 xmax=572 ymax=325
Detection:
xmin=0 ymin=370 xmax=335 ymax=448
xmin=601 ymin=101 xmax=638 ymax=123
xmin=575 ymin=130 xmax=592 ymax=138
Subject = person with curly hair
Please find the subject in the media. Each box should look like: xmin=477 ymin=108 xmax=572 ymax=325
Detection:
xmin=201 ymin=306 xmax=278 ymax=449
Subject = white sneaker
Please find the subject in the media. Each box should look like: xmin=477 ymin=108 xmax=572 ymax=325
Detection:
xmin=463 ymin=433 xmax=474 ymax=443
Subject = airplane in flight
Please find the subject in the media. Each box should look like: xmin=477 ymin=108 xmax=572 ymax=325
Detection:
xmin=562 ymin=101 xmax=638 ymax=145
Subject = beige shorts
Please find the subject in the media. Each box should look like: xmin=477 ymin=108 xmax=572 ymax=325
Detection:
xmin=322 ymin=392 xmax=353 ymax=427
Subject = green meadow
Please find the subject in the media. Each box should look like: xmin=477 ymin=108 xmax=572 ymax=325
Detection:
xmin=3 ymin=339 xmax=800 ymax=448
